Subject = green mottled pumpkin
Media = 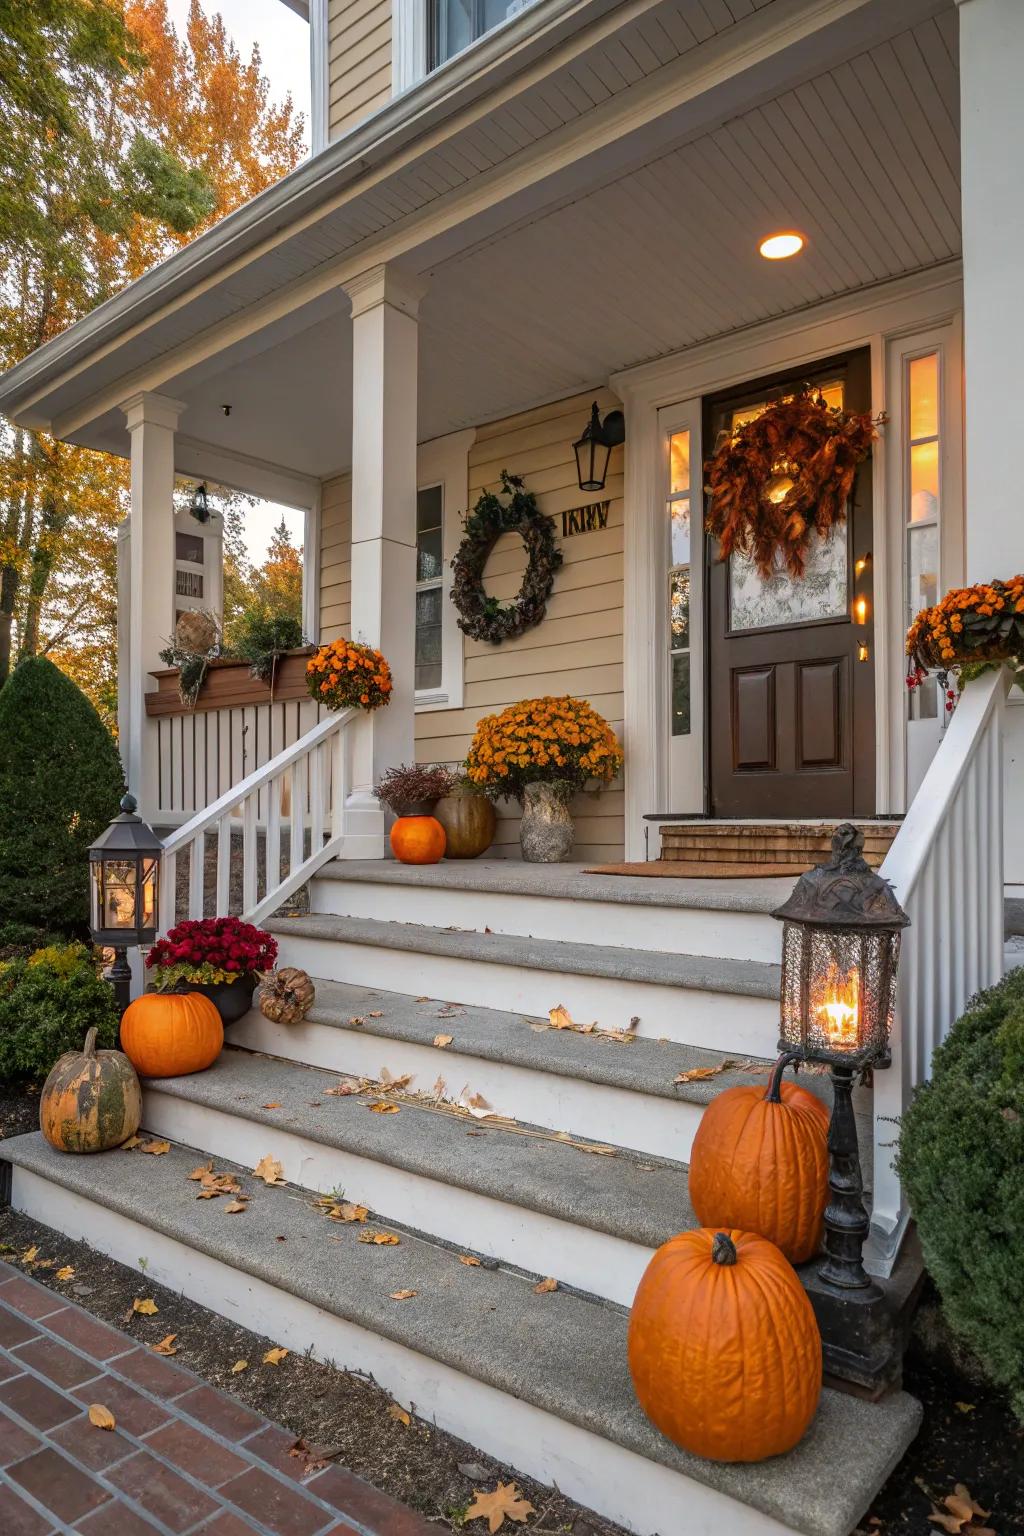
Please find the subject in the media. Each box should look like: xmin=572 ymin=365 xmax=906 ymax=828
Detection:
xmin=40 ymin=1027 xmax=142 ymax=1153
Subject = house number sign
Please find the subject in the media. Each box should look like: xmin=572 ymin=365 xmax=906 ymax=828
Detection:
xmin=561 ymin=500 xmax=610 ymax=538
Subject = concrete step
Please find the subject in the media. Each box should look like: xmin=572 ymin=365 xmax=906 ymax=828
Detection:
xmin=311 ymin=860 xmax=785 ymax=963
xmin=140 ymin=1046 xmax=693 ymax=1307
xmin=2 ymin=1132 xmax=922 ymax=1536
xmin=229 ymin=978 xmax=846 ymax=1168
xmin=264 ymin=913 xmax=782 ymax=1056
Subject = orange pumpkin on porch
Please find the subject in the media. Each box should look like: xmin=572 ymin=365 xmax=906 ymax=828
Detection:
xmin=389 ymin=815 xmax=446 ymax=865
xmin=688 ymin=1053 xmax=830 ymax=1264
xmin=120 ymin=991 xmax=223 ymax=1078
xmin=628 ymin=1228 xmax=821 ymax=1462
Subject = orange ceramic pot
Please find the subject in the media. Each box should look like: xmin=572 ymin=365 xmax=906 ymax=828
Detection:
xmin=390 ymin=814 xmax=446 ymax=864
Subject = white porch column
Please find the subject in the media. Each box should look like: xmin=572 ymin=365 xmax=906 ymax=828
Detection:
xmin=958 ymin=0 xmax=1024 ymax=887
xmin=341 ymin=264 xmax=424 ymax=855
xmin=120 ymin=391 xmax=186 ymax=818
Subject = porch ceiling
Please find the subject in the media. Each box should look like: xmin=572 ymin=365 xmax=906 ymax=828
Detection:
xmin=7 ymin=0 xmax=958 ymax=486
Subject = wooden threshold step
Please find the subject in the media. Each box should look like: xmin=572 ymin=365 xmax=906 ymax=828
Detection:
xmin=2 ymin=1133 xmax=921 ymax=1536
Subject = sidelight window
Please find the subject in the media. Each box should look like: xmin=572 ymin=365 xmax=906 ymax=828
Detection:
xmin=905 ymin=353 xmax=941 ymax=720
xmin=415 ymin=485 xmax=444 ymax=690
xmin=668 ymin=430 xmax=692 ymax=736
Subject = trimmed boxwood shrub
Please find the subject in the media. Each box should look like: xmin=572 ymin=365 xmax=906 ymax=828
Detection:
xmin=0 ymin=945 xmax=118 ymax=1081
xmin=898 ymin=966 xmax=1024 ymax=1417
xmin=0 ymin=657 xmax=125 ymax=937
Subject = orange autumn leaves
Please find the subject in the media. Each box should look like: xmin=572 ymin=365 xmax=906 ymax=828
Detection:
xmin=306 ymin=639 xmax=393 ymax=712
xmin=465 ymin=696 xmax=622 ymax=800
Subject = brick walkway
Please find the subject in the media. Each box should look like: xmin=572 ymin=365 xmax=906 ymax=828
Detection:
xmin=0 ymin=1261 xmax=433 ymax=1536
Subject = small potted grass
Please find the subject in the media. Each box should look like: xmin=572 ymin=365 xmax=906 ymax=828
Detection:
xmin=375 ymin=763 xmax=455 ymax=864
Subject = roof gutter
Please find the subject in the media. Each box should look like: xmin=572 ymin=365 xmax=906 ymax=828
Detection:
xmin=0 ymin=0 xmax=624 ymax=417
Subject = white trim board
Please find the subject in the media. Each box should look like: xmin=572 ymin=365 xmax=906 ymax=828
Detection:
xmin=613 ymin=265 xmax=965 ymax=860
xmin=8 ymin=1167 xmax=801 ymax=1536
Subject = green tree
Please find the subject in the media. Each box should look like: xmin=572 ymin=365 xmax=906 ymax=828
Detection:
xmin=0 ymin=656 xmax=126 ymax=936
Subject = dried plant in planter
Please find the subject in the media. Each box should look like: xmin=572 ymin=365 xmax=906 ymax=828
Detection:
xmin=704 ymin=389 xmax=877 ymax=579
xmin=375 ymin=763 xmax=456 ymax=816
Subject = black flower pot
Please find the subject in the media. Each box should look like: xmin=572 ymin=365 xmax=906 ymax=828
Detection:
xmin=178 ymin=974 xmax=258 ymax=1024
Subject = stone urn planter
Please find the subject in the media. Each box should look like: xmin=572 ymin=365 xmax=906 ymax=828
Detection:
xmin=434 ymin=781 xmax=497 ymax=859
xmin=519 ymin=782 xmax=574 ymax=863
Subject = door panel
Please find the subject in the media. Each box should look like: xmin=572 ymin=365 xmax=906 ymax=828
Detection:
xmin=707 ymin=350 xmax=875 ymax=818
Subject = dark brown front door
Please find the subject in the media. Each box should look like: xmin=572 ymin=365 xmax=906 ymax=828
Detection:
xmin=707 ymin=350 xmax=875 ymax=819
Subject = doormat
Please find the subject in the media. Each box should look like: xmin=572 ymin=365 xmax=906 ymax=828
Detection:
xmin=585 ymin=860 xmax=814 ymax=879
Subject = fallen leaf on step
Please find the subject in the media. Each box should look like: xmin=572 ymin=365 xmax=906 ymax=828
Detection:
xmin=327 ymin=1203 xmax=368 ymax=1224
xmin=56 ymin=1266 xmax=75 ymax=1281
xmin=288 ymin=1438 xmax=328 ymax=1475
xmin=368 ymin=1101 xmax=401 ymax=1114
xmin=575 ymin=1141 xmax=617 ymax=1157
xmin=188 ymin=1161 xmax=213 ymax=1181
xmin=20 ymin=1246 xmax=40 ymax=1266
xmin=461 ymin=1090 xmax=493 ymax=1120
xmin=324 ymin=1080 xmax=359 ymax=1096
xmin=389 ymin=1289 xmax=417 ymax=1300
xmin=120 ymin=1134 xmax=143 ymax=1150
xmin=139 ymin=1139 xmax=171 ymax=1156
xmin=379 ymin=1067 xmax=413 ymax=1092
xmin=465 ymin=1480 xmax=535 ymax=1532
xmin=263 ymin=1347 xmax=289 ymax=1366
xmin=88 ymin=1404 xmax=116 ymax=1431
xmin=358 ymin=1231 xmax=400 ymax=1245
xmin=231 ymin=1360 xmax=248 ymax=1373
xmin=224 ymin=1200 xmax=248 ymax=1214
xmin=388 ymin=1403 xmax=411 ymax=1425
xmin=533 ymin=1276 xmax=558 ymax=1294
xmin=348 ymin=1016 xmax=365 ymax=1026
xmin=262 ymin=1102 xmax=282 ymax=1110
xmin=433 ymin=1034 xmax=453 ymax=1049
xmin=674 ymin=1062 xmax=736 ymax=1085
xmin=133 ymin=1298 xmax=158 ymax=1316
xmin=151 ymin=1335 xmax=178 ymax=1356
xmin=432 ymin=1076 xmax=446 ymax=1102
xmin=459 ymin=1254 xmax=482 ymax=1267
xmin=253 ymin=1156 xmax=285 ymax=1185
xmin=548 ymin=1004 xmax=575 ymax=1030
xmin=416 ymin=996 xmax=431 ymax=1002
xmin=369 ymin=1011 xmax=384 ymax=1018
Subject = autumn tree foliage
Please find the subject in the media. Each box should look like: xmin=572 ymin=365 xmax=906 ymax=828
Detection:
xmin=0 ymin=0 xmax=306 ymax=718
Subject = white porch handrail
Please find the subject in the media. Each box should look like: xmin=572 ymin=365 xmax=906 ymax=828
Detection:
xmin=158 ymin=707 xmax=355 ymax=929
xmin=871 ymin=666 xmax=1010 ymax=1264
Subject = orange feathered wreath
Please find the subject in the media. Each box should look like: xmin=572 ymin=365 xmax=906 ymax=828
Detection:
xmin=704 ymin=390 xmax=878 ymax=579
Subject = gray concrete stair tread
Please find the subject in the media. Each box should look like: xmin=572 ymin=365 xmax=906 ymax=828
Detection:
xmin=1 ymin=1133 xmax=920 ymax=1536
xmin=266 ymin=913 xmax=782 ymax=1000
xmin=257 ymin=976 xmax=821 ymax=1109
xmin=317 ymin=858 xmax=793 ymax=914
xmin=147 ymin=1046 xmax=695 ymax=1251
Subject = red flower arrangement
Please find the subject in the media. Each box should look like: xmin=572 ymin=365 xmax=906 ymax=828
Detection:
xmin=146 ymin=917 xmax=278 ymax=992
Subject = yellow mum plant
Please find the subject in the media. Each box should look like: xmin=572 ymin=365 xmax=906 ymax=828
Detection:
xmin=466 ymin=696 xmax=623 ymax=802
xmin=306 ymin=639 xmax=393 ymax=711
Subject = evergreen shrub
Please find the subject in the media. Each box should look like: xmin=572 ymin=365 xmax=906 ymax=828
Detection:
xmin=898 ymin=966 xmax=1024 ymax=1417
xmin=0 ymin=945 xmax=118 ymax=1080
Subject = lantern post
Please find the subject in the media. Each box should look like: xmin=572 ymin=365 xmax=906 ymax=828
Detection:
xmin=772 ymin=823 xmax=911 ymax=1391
xmin=88 ymin=794 xmax=162 ymax=1016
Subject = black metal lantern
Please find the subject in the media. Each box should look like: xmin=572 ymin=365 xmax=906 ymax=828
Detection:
xmin=89 ymin=793 xmax=162 ymax=1013
xmin=190 ymin=481 xmax=211 ymax=523
xmin=573 ymin=402 xmax=625 ymax=493
xmin=773 ymin=824 xmax=908 ymax=1300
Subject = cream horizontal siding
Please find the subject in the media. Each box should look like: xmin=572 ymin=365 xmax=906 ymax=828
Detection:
xmin=319 ymin=472 xmax=352 ymax=637
xmin=328 ymin=0 xmax=392 ymax=140
xmin=415 ymin=388 xmax=625 ymax=863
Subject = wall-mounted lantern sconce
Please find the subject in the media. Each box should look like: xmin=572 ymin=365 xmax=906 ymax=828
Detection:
xmin=573 ymin=402 xmax=625 ymax=493
xmin=190 ymin=483 xmax=211 ymax=524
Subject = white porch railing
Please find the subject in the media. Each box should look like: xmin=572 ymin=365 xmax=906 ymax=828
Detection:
xmin=870 ymin=667 xmax=1010 ymax=1269
xmin=158 ymin=708 xmax=355 ymax=928
xmin=154 ymin=696 xmax=324 ymax=823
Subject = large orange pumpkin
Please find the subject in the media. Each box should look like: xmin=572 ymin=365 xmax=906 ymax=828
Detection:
xmin=628 ymin=1228 xmax=821 ymax=1462
xmin=40 ymin=1027 xmax=142 ymax=1153
xmin=389 ymin=814 xmax=446 ymax=864
xmin=120 ymin=991 xmax=223 ymax=1078
xmin=688 ymin=1053 xmax=830 ymax=1264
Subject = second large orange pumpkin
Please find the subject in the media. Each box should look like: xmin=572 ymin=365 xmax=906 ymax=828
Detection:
xmin=389 ymin=814 xmax=446 ymax=864
xmin=628 ymin=1228 xmax=821 ymax=1462
xmin=120 ymin=991 xmax=223 ymax=1078
xmin=688 ymin=1053 xmax=830 ymax=1264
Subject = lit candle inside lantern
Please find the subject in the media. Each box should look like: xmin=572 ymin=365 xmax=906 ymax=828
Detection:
xmin=817 ymin=963 xmax=860 ymax=1050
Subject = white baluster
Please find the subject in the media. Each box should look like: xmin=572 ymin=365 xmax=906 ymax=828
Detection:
xmin=216 ymin=814 xmax=232 ymax=916
xmin=290 ymin=759 xmax=305 ymax=874
xmin=310 ymin=742 xmax=324 ymax=854
xmin=188 ymin=830 xmax=205 ymax=919
xmin=267 ymin=774 xmax=282 ymax=895
xmin=242 ymin=794 xmax=258 ymax=912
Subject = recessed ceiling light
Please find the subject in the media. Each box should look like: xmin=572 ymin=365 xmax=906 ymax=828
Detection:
xmin=759 ymin=232 xmax=804 ymax=260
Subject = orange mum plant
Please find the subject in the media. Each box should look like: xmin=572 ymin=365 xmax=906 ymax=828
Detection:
xmin=306 ymin=639 xmax=393 ymax=711
xmin=465 ymin=696 xmax=623 ymax=802
xmin=907 ymin=576 xmax=1024 ymax=692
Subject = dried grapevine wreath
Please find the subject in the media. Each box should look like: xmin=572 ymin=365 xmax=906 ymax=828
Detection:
xmin=704 ymin=390 xmax=878 ymax=580
xmin=451 ymin=471 xmax=562 ymax=645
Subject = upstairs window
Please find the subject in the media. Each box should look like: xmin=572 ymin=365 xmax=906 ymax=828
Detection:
xmin=430 ymin=0 xmax=528 ymax=68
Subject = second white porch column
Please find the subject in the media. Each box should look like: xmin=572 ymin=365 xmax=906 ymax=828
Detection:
xmin=342 ymin=265 xmax=424 ymax=854
xmin=121 ymin=391 xmax=185 ymax=817
xmin=958 ymin=0 xmax=1024 ymax=885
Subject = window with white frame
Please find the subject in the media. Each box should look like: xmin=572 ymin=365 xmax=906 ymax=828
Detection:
xmin=667 ymin=429 xmax=692 ymax=737
xmin=905 ymin=352 xmax=941 ymax=720
xmin=429 ymin=0 xmax=531 ymax=69
xmin=415 ymin=484 xmax=444 ymax=691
